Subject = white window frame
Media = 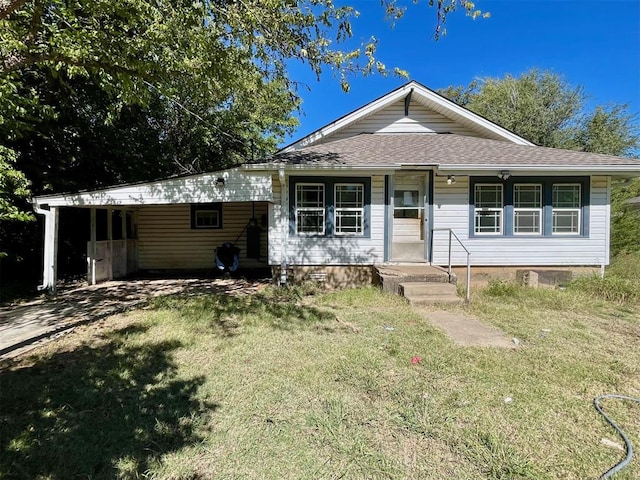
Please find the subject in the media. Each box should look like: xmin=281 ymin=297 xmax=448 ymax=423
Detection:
xmin=474 ymin=183 xmax=503 ymax=235
xmin=295 ymin=183 xmax=325 ymax=235
xmin=552 ymin=184 xmax=581 ymax=235
xmin=513 ymin=184 xmax=542 ymax=235
xmin=334 ymin=183 xmax=365 ymax=236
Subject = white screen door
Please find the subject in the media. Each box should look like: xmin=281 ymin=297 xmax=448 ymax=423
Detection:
xmin=391 ymin=174 xmax=428 ymax=261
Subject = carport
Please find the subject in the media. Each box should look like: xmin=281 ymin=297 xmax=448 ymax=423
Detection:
xmin=32 ymin=168 xmax=275 ymax=293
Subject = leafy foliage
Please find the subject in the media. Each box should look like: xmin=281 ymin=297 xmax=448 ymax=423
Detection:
xmin=610 ymin=179 xmax=640 ymax=255
xmin=0 ymin=146 xmax=32 ymax=223
xmin=0 ymin=0 xmax=485 ymax=194
xmin=439 ymin=68 xmax=640 ymax=156
xmin=566 ymin=104 xmax=640 ymax=157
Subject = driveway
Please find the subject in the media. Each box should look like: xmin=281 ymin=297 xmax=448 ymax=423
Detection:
xmin=0 ymin=278 xmax=269 ymax=360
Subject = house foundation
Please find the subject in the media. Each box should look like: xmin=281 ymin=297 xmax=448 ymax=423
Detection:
xmin=272 ymin=265 xmax=376 ymax=288
xmin=451 ymin=266 xmax=601 ymax=288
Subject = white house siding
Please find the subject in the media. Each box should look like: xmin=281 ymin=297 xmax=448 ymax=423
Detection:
xmin=41 ymin=168 xmax=272 ymax=207
xmin=320 ymin=100 xmax=479 ymax=143
xmin=269 ymin=174 xmax=386 ymax=265
xmin=137 ymin=202 xmax=269 ymax=270
xmin=431 ymin=175 xmax=610 ymax=267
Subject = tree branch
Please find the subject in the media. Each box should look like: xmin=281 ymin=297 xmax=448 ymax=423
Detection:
xmin=0 ymin=0 xmax=29 ymax=21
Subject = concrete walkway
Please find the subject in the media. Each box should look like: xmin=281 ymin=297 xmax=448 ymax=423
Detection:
xmin=418 ymin=309 xmax=517 ymax=348
xmin=0 ymin=278 xmax=268 ymax=360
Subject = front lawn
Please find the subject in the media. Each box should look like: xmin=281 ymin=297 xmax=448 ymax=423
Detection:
xmin=1 ymin=283 xmax=639 ymax=479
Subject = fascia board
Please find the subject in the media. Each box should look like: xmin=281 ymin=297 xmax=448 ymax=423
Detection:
xmin=437 ymin=165 xmax=640 ymax=175
xmin=243 ymin=163 xmax=397 ymax=173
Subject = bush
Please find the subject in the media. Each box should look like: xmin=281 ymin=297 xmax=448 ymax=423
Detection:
xmin=567 ymin=274 xmax=640 ymax=303
xmin=607 ymin=251 xmax=640 ymax=280
xmin=483 ymin=280 xmax=522 ymax=298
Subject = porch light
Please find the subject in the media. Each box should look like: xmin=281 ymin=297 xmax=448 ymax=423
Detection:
xmin=498 ymin=170 xmax=511 ymax=181
xmin=215 ymin=177 xmax=225 ymax=188
xmin=447 ymin=175 xmax=456 ymax=185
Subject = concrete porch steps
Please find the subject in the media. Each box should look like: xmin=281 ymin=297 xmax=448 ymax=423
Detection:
xmin=399 ymin=281 xmax=462 ymax=306
xmin=375 ymin=265 xmax=453 ymax=294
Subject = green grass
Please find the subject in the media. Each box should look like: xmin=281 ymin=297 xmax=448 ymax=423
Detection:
xmin=1 ymin=283 xmax=639 ymax=479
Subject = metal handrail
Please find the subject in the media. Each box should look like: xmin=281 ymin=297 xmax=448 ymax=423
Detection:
xmin=432 ymin=228 xmax=471 ymax=302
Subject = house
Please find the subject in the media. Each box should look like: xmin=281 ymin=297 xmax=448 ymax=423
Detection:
xmin=32 ymin=81 xmax=640 ymax=292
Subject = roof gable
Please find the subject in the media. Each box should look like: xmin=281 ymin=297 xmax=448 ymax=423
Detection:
xmin=281 ymin=81 xmax=534 ymax=151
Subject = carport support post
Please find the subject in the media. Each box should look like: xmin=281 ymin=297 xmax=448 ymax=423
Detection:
xmin=121 ymin=209 xmax=127 ymax=275
xmin=36 ymin=205 xmax=59 ymax=293
xmin=107 ymin=208 xmax=113 ymax=280
xmin=88 ymin=208 xmax=97 ymax=285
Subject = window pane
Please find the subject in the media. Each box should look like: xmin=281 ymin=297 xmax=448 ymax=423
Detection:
xmin=475 ymin=184 xmax=503 ymax=208
xmin=394 ymin=208 xmax=419 ymax=219
xmin=334 ymin=184 xmax=364 ymax=235
xmin=553 ymin=210 xmax=580 ymax=234
xmin=394 ymin=190 xmax=419 ymax=207
xmin=514 ymin=185 xmax=541 ymax=208
xmin=335 ymin=184 xmax=364 ymax=208
xmin=297 ymin=210 xmax=324 ymax=234
xmin=514 ymin=210 xmax=541 ymax=234
xmin=335 ymin=210 xmax=363 ymax=234
xmin=553 ymin=185 xmax=580 ymax=208
xmin=297 ymin=184 xmax=324 ymax=207
xmin=475 ymin=210 xmax=502 ymax=234
xmin=195 ymin=210 xmax=219 ymax=227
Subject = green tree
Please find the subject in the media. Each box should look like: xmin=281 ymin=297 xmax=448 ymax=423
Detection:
xmin=610 ymin=179 xmax=640 ymax=256
xmin=439 ymin=69 xmax=639 ymax=156
xmin=566 ymin=104 xmax=640 ymax=156
xmin=0 ymin=146 xmax=32 ymax=222
xmin=1 ymin=0 xmax=485 ymax=206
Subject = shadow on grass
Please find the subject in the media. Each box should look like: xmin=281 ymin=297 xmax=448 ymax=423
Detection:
xmin=0 ymin=323 xmax=216 ymax=479
xmin=151 ymin=288 xmax=338 ymax=335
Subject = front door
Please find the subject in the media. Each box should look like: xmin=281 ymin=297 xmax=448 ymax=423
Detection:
xmin=391 ymin=174 xmax=428 ymax=261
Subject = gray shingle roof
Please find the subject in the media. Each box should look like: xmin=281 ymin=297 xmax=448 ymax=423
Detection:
xmin=270 ymin=133 xmax=640 ymax=169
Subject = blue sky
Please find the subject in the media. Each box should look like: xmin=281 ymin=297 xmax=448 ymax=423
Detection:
xmin=283 ymin=0 xmax=640 ymax=146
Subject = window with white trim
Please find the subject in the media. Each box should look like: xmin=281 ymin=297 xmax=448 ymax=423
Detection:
xmin=334 ymin=183 xmax=364 ymax=235
xmin=552 ymin=184 xmax=581 ymax=234
xmin=295 ymin=183 xmax=325 ymax=235
xmin=474 ymin=184 xmax=503 ymax=235
xmin=290 ymin=177 xmax=371 ymax=237
xmin=513 ymin=184 xmax=542 ymax=235
xmin=469 ymin=177 xmax=589 ymax=237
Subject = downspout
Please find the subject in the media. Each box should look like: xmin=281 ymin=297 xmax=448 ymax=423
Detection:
xmin=279 ymin=168 xmax=288 ymax=285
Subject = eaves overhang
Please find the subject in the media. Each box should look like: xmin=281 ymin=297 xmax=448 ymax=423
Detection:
xmin=242 ymin=163 xmax=400 ymax=174
xmin=436 ymin=164 xmax=640 ymax=176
